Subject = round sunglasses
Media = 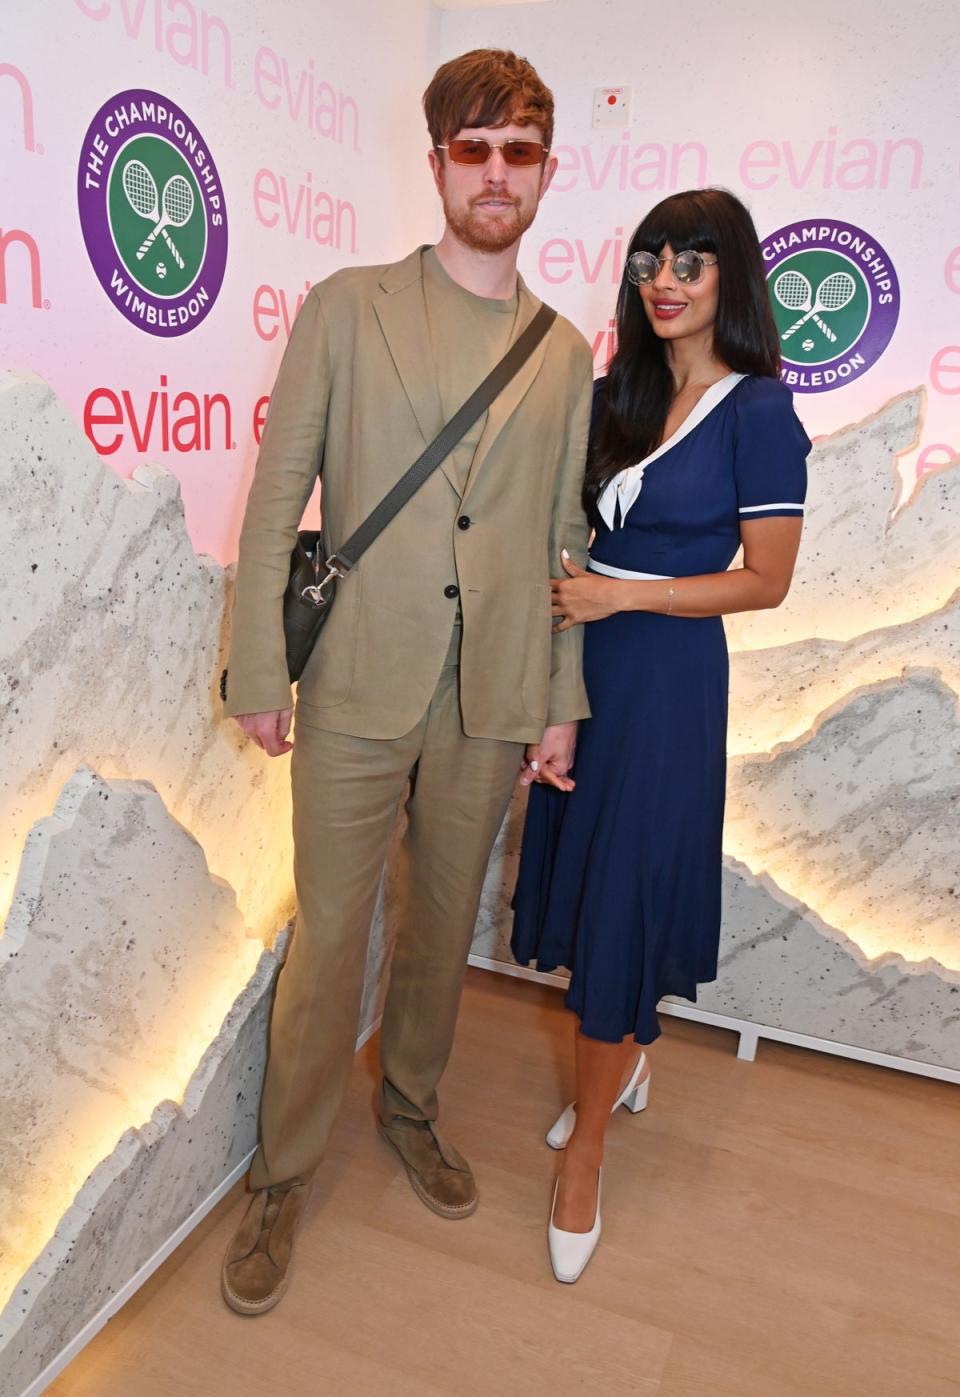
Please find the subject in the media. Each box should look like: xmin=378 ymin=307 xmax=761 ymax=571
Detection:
xmin=436 ymin=138 xmax=548 ymax=167
xmin=626 ymin=250 xmax=719 ymax=286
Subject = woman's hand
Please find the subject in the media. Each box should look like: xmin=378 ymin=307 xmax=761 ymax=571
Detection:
xmin=551 ymin=551 xmax=621 ymax=632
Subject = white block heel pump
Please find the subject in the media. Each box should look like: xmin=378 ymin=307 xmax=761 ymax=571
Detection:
xmin=545 ymin=1053 xmax=649 ymax=1151
xmin=548 ymin=1169 xmax=602 ymax=1284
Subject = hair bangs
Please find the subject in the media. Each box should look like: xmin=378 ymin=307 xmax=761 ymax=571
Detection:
xmin=633 ymin=194 xmax=719 ymax=257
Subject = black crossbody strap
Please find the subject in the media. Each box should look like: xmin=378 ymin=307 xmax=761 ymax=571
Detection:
xmin=328 ymin=300 xmax=557 ymax=574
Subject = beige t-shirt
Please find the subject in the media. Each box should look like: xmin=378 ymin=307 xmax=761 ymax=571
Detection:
xmin=422 ymin=246 xmax=519 ymax=493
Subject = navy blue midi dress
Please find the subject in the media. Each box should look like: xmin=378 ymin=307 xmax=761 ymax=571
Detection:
xmin=511 ymin=373 xmax=810 ymax=1044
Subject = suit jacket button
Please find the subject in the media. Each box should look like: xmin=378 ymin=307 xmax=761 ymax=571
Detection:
xmin=457 ymin=515 xmax=472 ymax=530
xmin=444 ymin=584 xmax=460 ymax=599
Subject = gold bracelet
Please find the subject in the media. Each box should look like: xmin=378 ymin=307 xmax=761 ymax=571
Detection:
xmin=667 ymin=583 xmax=675 ymax=616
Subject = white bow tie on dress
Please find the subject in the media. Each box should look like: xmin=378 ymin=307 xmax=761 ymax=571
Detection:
xmin=596 ymin=372 xmax=746 ymax=531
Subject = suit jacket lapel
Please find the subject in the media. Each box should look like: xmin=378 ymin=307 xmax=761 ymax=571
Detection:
xmin=461 ymin=286 xmax=550 ymax=504
xmin=373 ymin=250 xmax=460 ymax=496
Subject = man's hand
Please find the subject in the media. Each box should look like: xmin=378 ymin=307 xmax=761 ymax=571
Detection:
xmin=520 ymin=721 xmax=578 ymax=792
xmin=234 ymin=709 xmax=294 ymax=757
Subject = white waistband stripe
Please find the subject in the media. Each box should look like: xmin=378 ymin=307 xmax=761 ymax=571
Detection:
xmin=588 ymin=559 xmax=673 ymax=581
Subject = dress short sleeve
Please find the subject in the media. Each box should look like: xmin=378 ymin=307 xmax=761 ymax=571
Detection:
xmin=733 ymin=376 xmax=810 ymax=521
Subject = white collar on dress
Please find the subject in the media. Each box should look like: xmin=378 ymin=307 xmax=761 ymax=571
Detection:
xmin=596 ymin=372 xmax=746 ymax=530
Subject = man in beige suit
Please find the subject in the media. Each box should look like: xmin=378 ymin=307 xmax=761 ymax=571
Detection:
xmin=220 ymin=48 xmax=593 ymax=1314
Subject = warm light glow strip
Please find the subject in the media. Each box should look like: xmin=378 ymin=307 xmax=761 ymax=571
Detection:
xmin=723 ymin=835 xmax=959 ymax=972
xmin=722 ymin=802 xmax=960 ymax=973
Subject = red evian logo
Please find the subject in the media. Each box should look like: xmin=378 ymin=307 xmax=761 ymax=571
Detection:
xmin=84 ymin=375 xmax=234 ymax=454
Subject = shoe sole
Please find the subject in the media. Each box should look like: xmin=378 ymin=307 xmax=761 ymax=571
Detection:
xmin=377 ymin=1123 xmax=479 ymax=1220
xmin=220 ymin=1269 xmax=288 ymax=1316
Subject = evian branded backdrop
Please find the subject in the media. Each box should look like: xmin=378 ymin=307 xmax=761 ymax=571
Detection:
xmin=2 ymin=0 xmax=438 ymax=561
xmin=0 ymin=0 xmax=958 ymax=1391
xmin=439 ymin=0 xmax=958 ymax=485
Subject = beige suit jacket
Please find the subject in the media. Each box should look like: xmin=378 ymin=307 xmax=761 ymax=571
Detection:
xmin=224 ymin=247 xmax=593 ymax=743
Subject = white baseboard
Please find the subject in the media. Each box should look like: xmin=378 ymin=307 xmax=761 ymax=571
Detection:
xmin=467 ymin=954 xmax=960 ymax=1087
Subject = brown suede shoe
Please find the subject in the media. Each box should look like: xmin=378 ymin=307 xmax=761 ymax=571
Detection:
xmin=377 ymin=1118 xmax=478 ymax=1219
xmin=221 ymin=1182 xmax=308 ymax=1315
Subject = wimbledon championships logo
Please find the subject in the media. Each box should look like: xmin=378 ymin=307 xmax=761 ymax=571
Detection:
xmin=78 ymin=90 xmax=227 ymax=337
xmin=762 ymin=219 xmax=899 ymax=393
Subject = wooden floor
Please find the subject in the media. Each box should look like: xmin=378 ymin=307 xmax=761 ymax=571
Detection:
xmin=50 ymin=970 xmax=960 ymax=1397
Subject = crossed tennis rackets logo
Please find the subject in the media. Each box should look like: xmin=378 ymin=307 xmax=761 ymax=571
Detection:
xmin=121 ymin=157 xmax=195 ymax=271
xmin=761 ymin=219 xmax=899 ymax=392
xmin=773 ymin=269 xmax=856 ymax=344
xmin=78 ymin=89 xmax=228 ymax=336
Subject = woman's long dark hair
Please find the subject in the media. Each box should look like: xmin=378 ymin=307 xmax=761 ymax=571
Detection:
xmin=585 ymin=188 xmax=781 ymax=513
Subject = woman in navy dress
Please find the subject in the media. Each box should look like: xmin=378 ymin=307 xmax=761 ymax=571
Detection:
xmin=512 ymin=189 xmax=810 ymax=1283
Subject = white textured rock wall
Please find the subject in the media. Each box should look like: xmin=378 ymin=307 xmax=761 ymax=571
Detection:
xmin=0 ymin=375 xmax=395 ymax=1394
xmin=726 ymin=671 xmax=960 ymax=968
xmin=475 ymin=391 xmax=960 ymax=1075
xmin=728 ymin=587 xmax=960 ymax=756
xmin=0 ymin=371 xmax=292 ymax=941
xmin=726 ymin=389 xmax=960 ymax=650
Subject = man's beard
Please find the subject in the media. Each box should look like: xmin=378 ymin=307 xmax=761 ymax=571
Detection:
xmin=443 ymin=192 xmax=536 ymax=253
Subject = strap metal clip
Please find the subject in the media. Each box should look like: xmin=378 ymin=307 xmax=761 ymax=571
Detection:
xmin=301 ymin=553 xmax=348 ymax=606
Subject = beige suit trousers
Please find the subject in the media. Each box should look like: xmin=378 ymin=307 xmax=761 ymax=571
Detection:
xmin=248 ymin=626 xmax=523 ymax=1190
